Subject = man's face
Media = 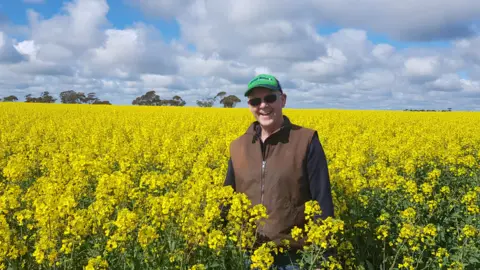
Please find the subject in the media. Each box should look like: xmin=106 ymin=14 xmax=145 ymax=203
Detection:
xmin=247 ymin=87 xmax=286 ymax=128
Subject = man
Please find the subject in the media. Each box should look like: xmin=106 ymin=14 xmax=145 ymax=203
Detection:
xmin=223 ymin=74 xmax=335 ymax=269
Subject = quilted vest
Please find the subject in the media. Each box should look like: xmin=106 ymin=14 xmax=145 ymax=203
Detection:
xmin=229 ymin=116 xmax=316 ymax=249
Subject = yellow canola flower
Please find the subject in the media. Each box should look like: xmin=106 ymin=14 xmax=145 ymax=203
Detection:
xmin=85 ymin=256 xmax=108 ymax=270
xmin=207 ymin=229 xmax=227 ymax=251
xmin=461 ymin=190 xmax=480 ymax=214
xmin=459 ymin=224 xmax=478 ymax=241
xmin=190 ymin=264 xmax=206 ymax=270
xmin=0 ymin=103 xmax=479 ymax=269
xmin=250 ymin=243 xmax=275 ymax=270
xmin=400 ymin=207 xmax=416 ymax=222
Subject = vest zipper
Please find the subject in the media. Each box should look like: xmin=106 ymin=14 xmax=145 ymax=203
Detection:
xmin=261 ymin=160 xmax=266 ymax=205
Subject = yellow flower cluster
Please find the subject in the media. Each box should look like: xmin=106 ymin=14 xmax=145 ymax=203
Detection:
xmin=0 ymin=103 xmax=479 ymax=269
xmin=250 ymin=242 xmax=275 ymax=270
xmin=85 ymin=256 xmax=108 ymax=270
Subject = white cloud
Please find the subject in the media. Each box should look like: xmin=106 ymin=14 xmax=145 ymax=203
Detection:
xmin=1 ymin=0 xmax=480 ymax=111
xmin=141 ymin=74 xmax=174 ymax=89
xmin=289 ymin=47 xmax=348 ymax=82
xmin=426 ymin=73 xmax=463 ymax=92
xmin=403 ymin=56 xmax=441 ymax=79
xmin=127 ymin=0 xmax=196 ymax=19
xmin=14 ymin=40 xmax=38 ymax=60
xmin=139 ymin=0 xmax=480 ymax=44
xmin=86 ymin=28 xmax=142 ymax=74
xmin=353 ymin=69 xmax=397 ymax=91
xmin=27 ymin=0 xmax=109 ymax=53
xmin=372 ymin=44 xmax=396 ymax=62
xmin=454 ymin=36 xmax=480 ymax=65
xmin=0 ymin=32 xmax=27 ymax=63
xmin=312 ymin=0 xmax=480 ymax=41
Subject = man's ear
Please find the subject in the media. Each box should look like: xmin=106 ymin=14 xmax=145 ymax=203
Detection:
xmin=282 ymin=94 xmax=287 ymax=107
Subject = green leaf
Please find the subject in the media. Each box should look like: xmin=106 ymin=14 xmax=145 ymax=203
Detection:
xmin=468 ymin=256 xmax=479 ymax=264
xmin=366 ymin=260 xmax=375 ymax=270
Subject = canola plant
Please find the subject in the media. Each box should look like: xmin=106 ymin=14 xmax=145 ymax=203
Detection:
xmin=0 ymin=103 xmax=479 ymax=270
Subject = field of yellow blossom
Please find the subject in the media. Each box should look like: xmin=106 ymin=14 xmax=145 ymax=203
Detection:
xmin=0 ymin=102 xmax=479 ymax=270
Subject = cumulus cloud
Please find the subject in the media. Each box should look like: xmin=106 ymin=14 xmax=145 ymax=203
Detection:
xmin=27 ymin=0 xmax=109 ymax=53
xmin=425 ymin=73 xmax=463 ymax=92
xmin=144 ymin=0 xmax=480 ymax=45
xmin=403 ymin=56 xmax=442 ymax=82
xmin=174 ymin=0 xmax=327 ymax=68
xmin=127 ymin=0 xmax=196 ymax=19
xmin=82 ymin=24 xmax=178 ymax=79
xmin=311 ymin=0 xmax=480 ymax=41
xmin=454 ymin=36 xmax=480 ymax=65
xmin=0 ymin=32 xmax=27 ymax=63
xmin=1 ymin=0 xmax=480 ymax=110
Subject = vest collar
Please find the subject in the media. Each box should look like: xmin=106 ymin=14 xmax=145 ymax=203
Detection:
xmin=247 ymin=115 xmax=292 ymax=143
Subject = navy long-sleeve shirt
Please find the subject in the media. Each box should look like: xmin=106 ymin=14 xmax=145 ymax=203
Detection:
xmin=223 ymin=131 xmax=334 ymax=219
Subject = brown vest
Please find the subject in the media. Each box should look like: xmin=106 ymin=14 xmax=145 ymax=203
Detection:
xmin=229 ymin=116 xmax=316 ymax=249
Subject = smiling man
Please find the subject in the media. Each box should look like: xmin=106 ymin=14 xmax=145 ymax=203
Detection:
xmin=223 ymin=74 xmax=335 ymax=269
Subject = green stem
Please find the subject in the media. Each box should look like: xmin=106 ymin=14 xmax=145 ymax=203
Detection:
xmin=309 ymin=246 xmax=323 ymax=270
xmin=382 ymin=239 xmax=386 ymax=270
xmin=419 ymin=258 xmax=434 ymax=270
xmin=389 ymin=242 xmax=405 ymax=270
xmin=71 ymin=241 xmax=74 ymax=269
xmin=414 ymin=247 xmax=426 ymax=269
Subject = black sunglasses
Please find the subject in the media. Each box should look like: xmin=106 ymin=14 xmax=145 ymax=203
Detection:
xmin=248 ymin=94 xmax=280 ymax=106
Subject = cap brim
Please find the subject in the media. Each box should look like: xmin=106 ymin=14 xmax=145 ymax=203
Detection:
xmin=244 ymin=85 xmax=281 ymax=97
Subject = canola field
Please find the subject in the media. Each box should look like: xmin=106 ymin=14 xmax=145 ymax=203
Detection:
xmin=0 ymin=103 xmax=479 ymax=270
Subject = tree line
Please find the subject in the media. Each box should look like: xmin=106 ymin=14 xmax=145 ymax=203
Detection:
xmin=1 ymin=90 xmax=242 ymax=108
xmin=403 ymin=108 xmax=452 ymax=112
xmin=131 ymin=90 xmax=241 ymax=108
xmin=1 ymin=91 xmax=111 ymax=105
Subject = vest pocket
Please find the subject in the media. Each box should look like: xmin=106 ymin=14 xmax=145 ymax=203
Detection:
xmin=293 ymin=204 xmax=306 ymax=227
xmin=283 ymin=199 xmax=306 ymax=228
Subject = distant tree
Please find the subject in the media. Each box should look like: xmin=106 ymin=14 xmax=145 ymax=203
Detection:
xmin=220 ymin=95 xmax=241 ymax=108
xmin=196 ymin=91 xmax=227 ymax=107
xmin=170 ymin=95 xmax=186 ymax=106
xmin=2 ymin=95 xmax=18 ymax=102
xmin=40 ymin=91 xmax=56 ymax=103
xmin=216 ymin=91 xmax=226 ymax=100
xmin=196 ymin=99 xmax=214 ymax=107
xmin=25 ymin=92 xmax=56 ymax=103
xmin=132 ymin=91 xmax=186 ymax=106
xmin=92 ymin=100 xmax=112 ymax=105
xmin=60 ymin=90 xmax=86 ymax=104
xmin=132 ymin=90 xmax=162 ymax=106
xmin=79 ymin=92 xmax=113 ymax=105
xmin=83 ymin=92 xmax=99 ymax=104
xmin=159 ymin=95 xmax=186 ymax=106
xmin=404 ymin=108 xmax=452 ymax=112
xmin=25 ymin=94 xmax=35 ymax=103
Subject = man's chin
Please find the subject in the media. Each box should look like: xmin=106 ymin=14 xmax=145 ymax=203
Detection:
xmin=257 ymin=117 xmax=274 ymax=126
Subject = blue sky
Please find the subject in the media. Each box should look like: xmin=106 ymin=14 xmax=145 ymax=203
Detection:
xmin=316 ymin=26 xmax=452 ymax=49
xmin=1 ymin=0 xmax=181 ymax=40
xmin=3 ymin=1 xmax=454 ymax=48
xmin=0 ymin=0 xmax=479 ymax=110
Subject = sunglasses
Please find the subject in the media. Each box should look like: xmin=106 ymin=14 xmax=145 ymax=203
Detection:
xmin=248 ymin=94 xmax=280 ymax=106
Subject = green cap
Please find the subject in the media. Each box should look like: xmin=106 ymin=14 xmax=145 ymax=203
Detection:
xmin=245 ymin=74 xmax=283 ymax=97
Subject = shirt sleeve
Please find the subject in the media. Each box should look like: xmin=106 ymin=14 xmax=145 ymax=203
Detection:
xmin=307 ymin=131 xmax=334 ymax=219
xmin=224 ymin=157 xmax=236 ymax=191
xmin=221 ymin=157 xmax=236 ymax=226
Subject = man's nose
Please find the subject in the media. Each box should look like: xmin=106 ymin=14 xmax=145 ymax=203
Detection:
xmin=258 ymin=99 xmax=268 ymax=108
